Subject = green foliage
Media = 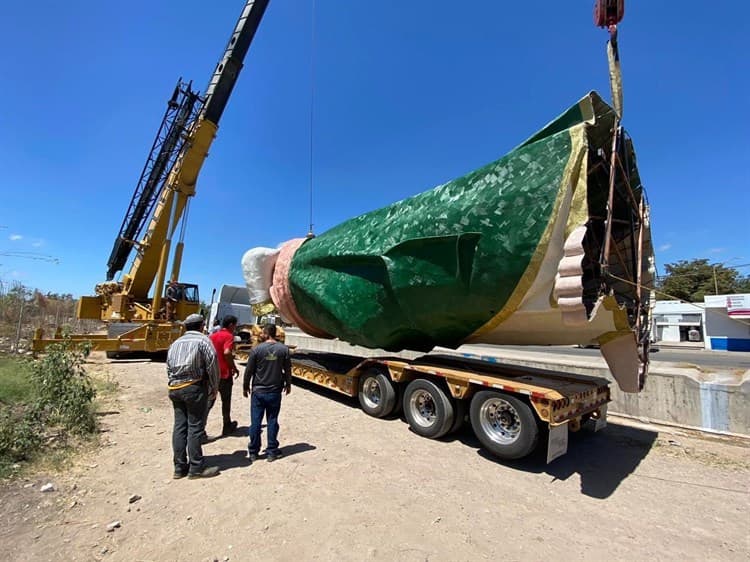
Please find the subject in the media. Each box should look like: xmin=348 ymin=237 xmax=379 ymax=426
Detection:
xmin=658 ymin=259 xmax=748 ymax=302
xmin=0 ymin=407 xmax=43 ymax=463
xmin=31 ymin=342 xmax=96 ymax=434
xmin=0 ymin=342 xmax=97 ymax=472
xmin=0 ymin=357 xmax=36 ymax=404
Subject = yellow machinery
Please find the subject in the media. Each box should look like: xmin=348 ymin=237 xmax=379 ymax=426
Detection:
xmin=34 ymin=0 xmax=270 ymax=355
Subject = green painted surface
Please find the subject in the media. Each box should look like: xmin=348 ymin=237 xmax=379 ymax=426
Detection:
xmin=288 ymin=121 xmax=575 ymax=351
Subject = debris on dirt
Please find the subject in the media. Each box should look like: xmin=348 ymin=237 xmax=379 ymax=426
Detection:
xmin=40 ymin=483 xmax=55 ymax=493
xmin=106 ymin=521 xmax=121 ymax=532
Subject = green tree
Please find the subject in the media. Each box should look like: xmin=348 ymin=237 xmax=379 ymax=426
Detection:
xmin=658 ymin=259 xmax=746 ymax=302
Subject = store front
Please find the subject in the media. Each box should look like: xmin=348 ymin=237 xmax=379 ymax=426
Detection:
xmin=704 ymin=294 xmax=750 ymax=351
xmin=652 ymin=300 xmax=704 ymax=344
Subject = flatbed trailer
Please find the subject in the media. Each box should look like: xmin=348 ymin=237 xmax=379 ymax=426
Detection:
xmin=290 ymin=350 xmax=610 ymax=463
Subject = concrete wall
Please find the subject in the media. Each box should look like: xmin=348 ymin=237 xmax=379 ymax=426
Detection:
xmin=607 ymin=368 xmax=750 ymax=436
xmin=286 ymin=331 xmax=750 ymax=437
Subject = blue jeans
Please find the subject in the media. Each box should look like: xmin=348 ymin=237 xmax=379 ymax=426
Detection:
xmin=169 ymin=383 xmax=207 ymax=475
xmin=248 ymin=391 xmax=282 ymax=455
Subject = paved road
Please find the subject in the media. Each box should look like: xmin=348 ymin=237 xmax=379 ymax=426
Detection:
xmin=461 ymin=344 xmax=750 ymax=371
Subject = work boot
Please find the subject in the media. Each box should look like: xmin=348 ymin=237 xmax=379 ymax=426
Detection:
xmin=247 ymin=451 xmax=259 ymax=464
xmin=187 ymin=466 xmax=220 ymax=479
xmin=266 ymin=451 xmax=283 ymax=462
xmin=222 ymin=420 xmax=238 ymax=436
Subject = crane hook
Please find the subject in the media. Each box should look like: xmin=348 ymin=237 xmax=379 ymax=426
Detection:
xmin=593 ymin=0 xmax=625 ymax=40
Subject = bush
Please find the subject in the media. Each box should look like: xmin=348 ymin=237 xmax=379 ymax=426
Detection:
xmin=0 ymin=341 xmax=97 ymax=471
xmin=0 ymin=407 xmax=43 ymax=462
xmin=31 ymin=342 xmax=96 ymax=434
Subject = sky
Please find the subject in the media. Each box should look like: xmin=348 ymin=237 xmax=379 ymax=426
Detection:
xmin=0 ymin=0 xmax=748 ymax=299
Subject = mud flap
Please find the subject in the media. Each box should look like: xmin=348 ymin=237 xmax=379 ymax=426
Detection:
xmin=546 ymin=422 xmax=569 ymax=463
xmin=594 ymin=404 xmax=608 ymax=431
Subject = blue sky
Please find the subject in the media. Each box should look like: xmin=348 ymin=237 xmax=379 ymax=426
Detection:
xmin=1 ymin=1 xmax=747 ymax=298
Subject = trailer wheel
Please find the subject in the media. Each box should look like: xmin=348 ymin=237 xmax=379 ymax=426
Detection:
xmin=403 ymin=379 xmax=454 ymax=439
xmin=449 ymin=399 xmax=468 ymax=434
xmin=358 ymin=369 xmax=397 ymax=418
xmin=470 ymin=391 xmax=538 ymax=460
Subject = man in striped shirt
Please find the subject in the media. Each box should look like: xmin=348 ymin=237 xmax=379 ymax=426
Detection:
xmin=167 ymin=313 xmax=220 ymax=479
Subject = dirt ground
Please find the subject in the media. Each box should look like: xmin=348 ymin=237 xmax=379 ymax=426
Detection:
xmin=1 ymin=352 xmax=748 ymax=562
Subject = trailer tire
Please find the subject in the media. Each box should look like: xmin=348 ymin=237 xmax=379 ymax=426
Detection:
xmin=358 ymin=369 xmax=397 ymax=418
xmin=470 ymin=390 xmax=538 ymax=460
xmin=449 ymin=398 xmax=468 ymax=434
xmin=391 ymin=381 xmax=404 ymax=416
xmin=403 ymin=379 xmax=454 ymax=439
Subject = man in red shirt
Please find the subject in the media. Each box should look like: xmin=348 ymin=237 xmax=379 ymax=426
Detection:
xmin=207 ymin=315 xmax=240 ymax=436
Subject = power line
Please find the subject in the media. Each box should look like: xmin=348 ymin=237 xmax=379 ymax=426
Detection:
xmin=0 ymin=251 xmax=59 ymax=264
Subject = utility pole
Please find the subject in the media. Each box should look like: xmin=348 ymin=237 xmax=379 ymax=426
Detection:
xmin=13 ymin=298 xmax=25 ymax=354
xmin=713 ymin=265 xmax=719 ymax=295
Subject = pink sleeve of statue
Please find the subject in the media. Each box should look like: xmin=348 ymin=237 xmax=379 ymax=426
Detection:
xmin=270 ymin=238 xmax=331 ymax=339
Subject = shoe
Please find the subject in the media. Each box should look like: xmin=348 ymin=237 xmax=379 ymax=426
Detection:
xmin=266 ymin=451 xmax=283 ymax=462
xmin=173 ymin=470 xmax=188 ymax=480
xmin=222 ymin=421 xmax=239 ymax=436
xmin=187 ymin=466 xmax=220 ymax=479
xmin=248 ymin=452 xmax=259 ymax=464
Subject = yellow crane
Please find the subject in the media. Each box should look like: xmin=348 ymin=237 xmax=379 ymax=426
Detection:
xmin=34 ymin=0 xmax=270 ymax=355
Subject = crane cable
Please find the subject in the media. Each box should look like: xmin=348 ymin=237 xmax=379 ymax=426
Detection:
xmin=307 ymin=0 xmax=317 ymax=238
xmin=594 ymin=0 xmax=625 ymax=118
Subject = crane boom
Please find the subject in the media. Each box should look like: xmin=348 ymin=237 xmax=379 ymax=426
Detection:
xmin=54 ymin=0 xmax=272 ymax=333
xmin=106 ymin=80 xmax=202 ymax=281
xmin=124 ymin=0 xmax=270 ymax=304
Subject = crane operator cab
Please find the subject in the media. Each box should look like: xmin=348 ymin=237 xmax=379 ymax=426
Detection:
xmin=163 ymin=281 xmax=200 ymax=321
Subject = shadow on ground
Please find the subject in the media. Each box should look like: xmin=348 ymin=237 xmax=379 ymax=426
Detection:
xmin=211 ymin=442 xmax=317 ymax=472
xmin=452 ymin=421 xmax=657 ymax=499
xmin=211 ymin=449 xmax=251 ymax=472
xmin=292 ymin=378 xmax=656 ymax=498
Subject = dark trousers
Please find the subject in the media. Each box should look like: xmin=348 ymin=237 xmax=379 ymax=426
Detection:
xmin=169 ymin=383 xmax=207 ymax=475
xmin=202 ymin=378 xmax=234 ymax=435
xmin=248 ymin=391 xmax=282 ymax=455
xmin=218 ymin=378 xmax=233 ymax=427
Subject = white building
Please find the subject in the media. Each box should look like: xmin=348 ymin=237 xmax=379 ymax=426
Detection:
xmin=652 ymin=300 xmax=705 ymax=344
xmin=652 ymin=294 xmax=750 ymax=351
xmin=703 ymin=294 xmax=750 ymax=351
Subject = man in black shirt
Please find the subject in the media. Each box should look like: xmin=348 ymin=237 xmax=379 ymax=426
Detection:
xmin=242 ymin=324 xmax=292 ymax=462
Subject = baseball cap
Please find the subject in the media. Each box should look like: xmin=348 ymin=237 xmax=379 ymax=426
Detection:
xmin=183 ymin=313 xmax=204 ymax=326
